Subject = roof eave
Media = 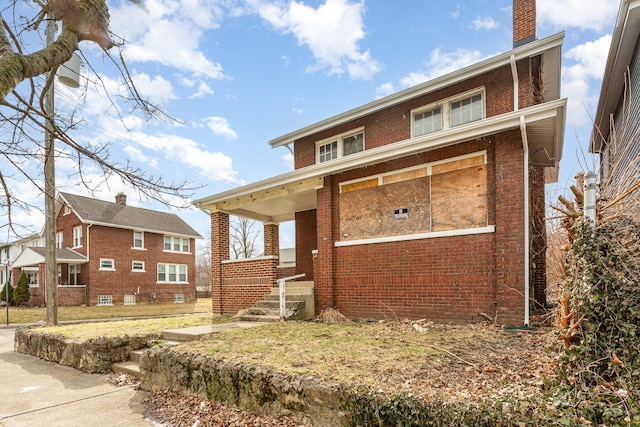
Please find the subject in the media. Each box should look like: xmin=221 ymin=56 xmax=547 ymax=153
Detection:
xmin=268 ymin=32 xmax=565 ymax=149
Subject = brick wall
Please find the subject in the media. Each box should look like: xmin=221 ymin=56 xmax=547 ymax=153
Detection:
xmin=295 ymin=210 xmax=317 ymax=280
xmin=530 ymin=165 xmax=547 ymax=308
xmin=219 ymin=257 xmax=278 ymax=314
xmin=513 ymin=0 xmax=536 ymax=47
xmin=210 ymin=211 xmax=229 ymax=314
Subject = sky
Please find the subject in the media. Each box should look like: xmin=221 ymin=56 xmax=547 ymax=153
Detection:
xmin=1 ymin=0 xmax=621 ymax=253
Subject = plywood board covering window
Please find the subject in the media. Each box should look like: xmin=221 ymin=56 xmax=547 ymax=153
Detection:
xmin=339 ymin=153 xmax=487 ymax=241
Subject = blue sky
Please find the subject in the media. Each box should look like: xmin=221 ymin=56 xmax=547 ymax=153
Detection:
xmin=3 ymin=0 xmax=620 ymax=252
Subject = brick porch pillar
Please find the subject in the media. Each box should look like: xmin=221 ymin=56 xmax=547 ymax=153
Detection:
xmin=263 ymin=222 xmax=279 ymax=257
xmin=210 ymin=211 xmax=229 ymax=314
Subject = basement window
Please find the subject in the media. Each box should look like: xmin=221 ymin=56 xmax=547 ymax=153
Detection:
xmin=174 ymin=294 xmax=185 ymax=304
xmin=124 ymin=294 xmax=136 ymax=305
xmin=97 ymin=295 xmax=113 ymax=306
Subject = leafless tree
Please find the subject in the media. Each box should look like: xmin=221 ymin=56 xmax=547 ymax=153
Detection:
xmin=230 ymin=216 xmax=260 ymax=259
xmin=1 ymin=0 xmax=198 ymax=324
xmin=196 ymin=240 xmax=212 ymax=292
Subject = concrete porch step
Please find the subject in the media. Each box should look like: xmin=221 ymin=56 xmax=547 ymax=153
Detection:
xmin=112 ymin=360 xmax=141 ymax=378
xmin=235 ymin=314 xmax=281 ymax=322
xmin=129 ymin=349 xmax=145 ymax=363
xmin=254 ymin=300 xmax=305 ymax=310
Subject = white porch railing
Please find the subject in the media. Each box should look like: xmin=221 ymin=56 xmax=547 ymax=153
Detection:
xmin=278 ymin=273 xmax=305 ymax=321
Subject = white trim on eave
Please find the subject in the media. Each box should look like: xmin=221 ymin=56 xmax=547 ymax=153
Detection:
xmin=269 ymin=32 xmax=565 ymax=148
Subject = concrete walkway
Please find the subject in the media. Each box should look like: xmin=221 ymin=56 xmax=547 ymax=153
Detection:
xmin=0 ymin=328 xmax=154 ymax=427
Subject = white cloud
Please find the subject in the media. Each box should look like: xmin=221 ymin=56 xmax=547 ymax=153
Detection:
xmin=376 ymin=82 xmax=395 ymax=98
xmin=131 ymin=72 xmax=176 ymax=104
xmin=205 ymin=116 xmax=238 ymax=139
xmin=562 ymin=35 xmax=613 ymax=126
xmin=189 ymin=82 xmax=215 ymax=99
xmin=470 ymin=16 xmax=498 ymax=31
xmin=282 ymin=151 xmax=294 ymax=169
xmin=537 ymin=0 xmax=618 ymax=32
xmin=449 ymin=4 xmax=464 ymax=19
xmin=110 ymin=0 xmax=225 ymax=79
xmin=259 ymin=0 xmax=381 ymax=80
xmin=123 ymin=145 xmax=160 ymax=169
xmin=399 ymin=48 xmax=486 ymax=88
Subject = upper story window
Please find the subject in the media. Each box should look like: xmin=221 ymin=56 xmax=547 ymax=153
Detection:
xmin=133 ymin=231 xmax=144 ymax=249
xmin=316 ymin=129 xmax=364 ymax=164
xmin=164 ymin=235 xmax=190 ymax=253
xmin=56 ymin=232 xmax=63 ymax=249
xmin=72 ymin=225 xmax=82 ymax=248
xmin=63 ymin=205 xmax=71 ymax=215
xmin=412 ymin=89 xmax=485 ymax=137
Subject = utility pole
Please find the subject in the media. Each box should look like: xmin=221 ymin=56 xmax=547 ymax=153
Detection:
xmin=44 ymin=16 xmax=58 ymax=326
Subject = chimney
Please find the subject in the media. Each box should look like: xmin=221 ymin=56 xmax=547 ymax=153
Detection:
xmin=513 ymin=0 xmax=536 ymax=48
xmin=115 ymin=192 xmax=127 ymax=206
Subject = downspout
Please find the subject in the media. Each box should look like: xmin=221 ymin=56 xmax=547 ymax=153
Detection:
xmin=86 ymin=223 xmax=92 ymax=306
xmin=520 ymin=116 xmax=530 ymax=327
xmin=512 ymin=54 xmax=530 ymax=327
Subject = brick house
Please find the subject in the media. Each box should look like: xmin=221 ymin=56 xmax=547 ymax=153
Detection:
xmin=11 ymin=192 xmax=201 ymax=306
xmin=591 ymin=0 xmax=640 ymax=197
xmin=194 ymin=0 xmax=567 ymax=325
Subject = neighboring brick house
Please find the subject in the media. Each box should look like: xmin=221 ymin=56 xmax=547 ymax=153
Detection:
xmin=591 ymin=0 xmax=640 ymax=198
xmin=194 ymin=0 xmax=567 ymax=325
xmin=11 ymin=192 xmax=201 ymax=306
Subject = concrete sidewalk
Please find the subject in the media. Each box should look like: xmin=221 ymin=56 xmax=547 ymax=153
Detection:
xmin=0 ymin=328 xmax=154 ymax=427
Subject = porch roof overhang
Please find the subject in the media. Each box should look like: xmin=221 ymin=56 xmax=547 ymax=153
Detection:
xmin=193 ymin=99 xmax=567 ymax=223
xmin=12 ymin=247 xmax=88 ymax=269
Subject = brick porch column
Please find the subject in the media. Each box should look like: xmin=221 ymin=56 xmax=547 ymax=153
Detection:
xmin=263 ymin=222 xmax=279 ymax=257
xmin=315 ymin=176 xmax=335 ymax=311
xmin=210 ymin=211 xmax=229 ymax=314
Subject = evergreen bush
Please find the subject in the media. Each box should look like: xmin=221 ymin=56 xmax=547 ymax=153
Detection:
xmin=13 ymin=270 xmax=31 ymax=306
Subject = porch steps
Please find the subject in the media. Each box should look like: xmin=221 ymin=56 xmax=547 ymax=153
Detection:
xmin=237 ymin=282 xmax=315 ymax=322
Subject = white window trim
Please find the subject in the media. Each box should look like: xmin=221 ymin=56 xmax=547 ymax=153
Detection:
xmin=63 ymin=205 xmax=71 ymax=215
xmin=72 ymin=226 xmax=83 ymax=249
xmin=411 ymin=87 xmax=485 ymax=137
xmin=55 ymin=232 xmax=63 ymax=249
xmin=335 ymin=225 xmax=495 ymax=247
xmin=156 ymin=263 xmax=189 ymax=284
xmin=339 ymin=150 xmax=487 ymax=191
xmin=68 ymin=264 xmax=81 ymax=285
xmin=316 ymin=127 xmax=365 ymax=163
xmin=132 ymin=260 xmax=146 ymax=272
xmin=163 ymin=236 xmax=191 ymax=254
xmin=132 ymin=230 xmax=146 ymax=250
xmin=99 ymin=258 xmax=115 ymax=271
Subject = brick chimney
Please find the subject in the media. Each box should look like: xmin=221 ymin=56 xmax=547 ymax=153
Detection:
xmin=115 ymin=192 xmax=127 ymax=206
xmin=513 ymin=0 xmax=536 ymax=48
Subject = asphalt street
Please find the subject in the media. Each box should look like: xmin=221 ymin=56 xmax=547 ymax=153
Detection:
xmin=0 ymin=328 xmax=155 ymax=427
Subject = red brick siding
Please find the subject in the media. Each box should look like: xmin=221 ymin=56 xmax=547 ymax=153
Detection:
xmin=263 ymin=223 xmax=279 ymax=257
xmin=530 ymin=165 xmax=547 ymax=307
xmin=513 ymin=0 xmax=536 ymax=46
xmin=210 ymin=211 xmax=229 ymax=314
xmin=295 ymin=210 xmax=317 ymax=281
xmin=294 ymin=65 xmax=523 ymax=169
xmin=219 ymin=258 xmax=278 ymax=314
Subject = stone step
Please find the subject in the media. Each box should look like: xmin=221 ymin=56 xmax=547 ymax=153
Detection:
xmin=112 ymin=361 xmax=141 ymax=378
xmin=246 ymin=307 xmax=279 ymax=316
xmin=254 ymin=300 xmax=305 ymax=310
xmin=129 ymin=349 xmax=145 ymax=363
xmin=236 ymin=314 xmax=281 ymax=322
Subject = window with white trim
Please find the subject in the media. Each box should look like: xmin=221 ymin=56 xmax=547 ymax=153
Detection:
xmin=27 ymin=271 xmax=39 ymax=288
xmin=99 ymin=258 xmax=115 ymax=271
xmin=163 ymin=236 xmax=190 ymax=253
xmin=68 ymin=264 xmax=81 ymax=285
xmin=72 ymin=225 xmax=82 ymax=248
xmin=63 ymin=205 xmax=71 ymax=215
xmin=132 ymin=261 xmax=145 ymax=272
xmin=133 ymin=230 xmax=144 ymax=249
xmin=97 ymin=295 xmax=113 ymax=306
xmin=56 ymin=232 xmax=63 ymax=249
xmin=412 ymin=89 xmax=485 ymax=137
xmin=157 ymin=263 xmax=188 ymax=283
xmin=316 ymin=129 xmax=364 ymax=163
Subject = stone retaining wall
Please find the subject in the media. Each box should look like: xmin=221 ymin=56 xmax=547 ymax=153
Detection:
xmin=14 ymin=327 xmax=156 ymax=373
xmin=139 ymin=346 xmax=346 ymax=427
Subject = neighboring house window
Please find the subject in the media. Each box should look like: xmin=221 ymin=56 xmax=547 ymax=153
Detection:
xmin=56 ymin=232 xmax=63 ymax=249
xmin=63 ymin=205 xmax=71 ymax=215
xmin=68 ymin=264 xmax=81 ymax=285
xmin=174 ymin=294 xmax=185 ymax=303
xmin=133 ymin=231 xmax=144 ymax=249
xmin=412 ymin=89 xmax=485 ymax=137
xmin=164 ymin=236 xmax=190 ymax=253
xmin=157 ymin=263 xmax=188 ymax=283
xmin=132 ymin=261 xmax=145 ymax=272
xmin=57 ymin=264 xmax=62 ymax=285
xmin=99 ymin=258 xmax=115 ymax=271
xmin=97 ymin=295 xmax=113 ymax=306
xmin=27 ymin=271 xmax=38 ymax=287
xmin=72 ymin=226 xmax=82 ymax=248
xmin=316 ymin=129 xmax=364 ymax=163
xmin=450 ymin=94 xmax=483 ymax=127
xmin=124 ymin=295 xmax=136 ymax=305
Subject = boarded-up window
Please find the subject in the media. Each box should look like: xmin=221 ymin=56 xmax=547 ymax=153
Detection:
xmin=338 ymin=153 xmax=487 ymax=241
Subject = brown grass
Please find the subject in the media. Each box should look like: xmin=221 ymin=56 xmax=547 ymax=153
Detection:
xmin=0 ymin=298 xmax=212 ymax=325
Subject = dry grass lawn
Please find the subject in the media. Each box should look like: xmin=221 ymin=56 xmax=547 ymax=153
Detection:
xmin=185 ymin=320 xmax=557 ymax=405
xmin=0 ymin=298 xmax=212 ymax=325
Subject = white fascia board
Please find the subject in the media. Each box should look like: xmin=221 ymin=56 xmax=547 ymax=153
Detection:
xmin=194 ymin=100 xmax=566 ymax=210
xmin=81 ymin=220 xmax=202 ymax=240
xmin=269 ymin=32 xmax=565 ymax=148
